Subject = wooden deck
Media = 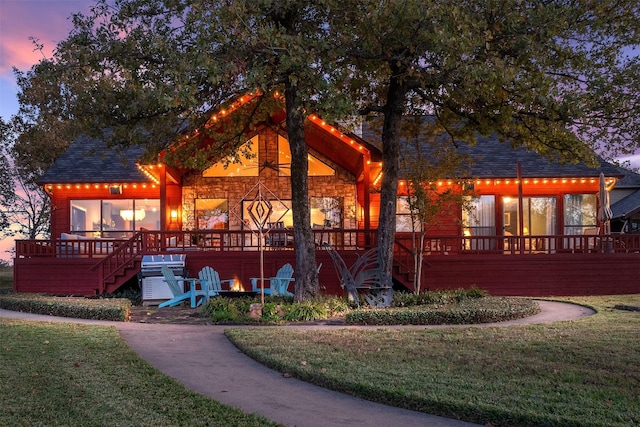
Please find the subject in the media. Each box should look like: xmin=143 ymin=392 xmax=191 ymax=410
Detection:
xmin=13 ymin=229 xmax=640 ymax=297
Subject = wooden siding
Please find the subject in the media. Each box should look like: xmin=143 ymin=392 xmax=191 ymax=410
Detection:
xmin=14 ymin=242 xmax=640 ymax=297
xmin=423 ymin=253 xmax=640 ymax=296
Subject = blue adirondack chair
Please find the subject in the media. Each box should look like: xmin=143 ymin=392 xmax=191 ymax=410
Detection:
xmin=158 ymin=265 xmax=202 ymax=308
xmin=250 ymin=263 xmax=295 ymax=296
xmin=198 ymin=266 xmax=234 ymax=303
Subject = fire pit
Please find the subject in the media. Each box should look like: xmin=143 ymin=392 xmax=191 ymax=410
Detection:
xmin=217 ymin=291 xmax=258 ymax=298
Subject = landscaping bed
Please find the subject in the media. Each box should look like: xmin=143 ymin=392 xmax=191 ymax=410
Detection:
xmin=0 ymin=289 xmax=539 ymax=326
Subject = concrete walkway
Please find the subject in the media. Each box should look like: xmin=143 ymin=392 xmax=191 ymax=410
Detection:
xmin=0 ymin=301 xmax=595 ymax=427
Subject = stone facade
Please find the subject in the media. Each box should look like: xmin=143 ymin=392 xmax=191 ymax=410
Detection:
xmin=181 ymin=128 xmax=357 ymax=230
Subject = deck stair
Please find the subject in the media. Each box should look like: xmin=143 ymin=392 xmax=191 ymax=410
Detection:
xmin=391 ymin=240 xmax=417 ymax=292
xmin=91 ymin=231 xmax=147 ymax=294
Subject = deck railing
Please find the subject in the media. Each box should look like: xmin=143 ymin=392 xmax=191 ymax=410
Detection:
xmin=394 ymin=233 xmax=640 ymax=255
xmin=16 ymin=229 xmax=640 ymax=260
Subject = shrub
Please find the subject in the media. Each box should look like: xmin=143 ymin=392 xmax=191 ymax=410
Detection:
xmin=0 ymin=293 xmax=131 ymax=321
xmin=346 ymin=297 xmax=539 ymax=325
xmin=392 ymin=287 xmax=489 ymax=307
xmin=201 ymin=295 xmax=350 ymax=324
xmin=102 ymin=283 xmax=142 ymax=306
xmin=201 ymin=297 xmax=246 ymax=322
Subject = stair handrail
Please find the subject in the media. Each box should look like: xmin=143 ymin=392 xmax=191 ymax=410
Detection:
xmin=90 ymin=230 xmax=147 ymax=293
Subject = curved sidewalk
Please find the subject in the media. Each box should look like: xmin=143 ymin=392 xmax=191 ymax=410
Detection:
xmin=0 ymin=301 xmax=594 ymax=427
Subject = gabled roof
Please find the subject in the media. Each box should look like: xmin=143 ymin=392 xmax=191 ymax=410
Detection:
xmin=39 ymin=133 xmax=151 ymax=184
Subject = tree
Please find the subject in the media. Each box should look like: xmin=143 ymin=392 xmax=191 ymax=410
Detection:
xmin=334 ymin=0 xmax=640 ymax=289
xmin=398 ymin=117 xmax=475 ymax=293
xmin=0 ymin=118 xmax=50 ymax=250
xmin=12 ymin=0 xmax=349 ymax=300
xmin=13 ymin=0 xmax=640 ymax=298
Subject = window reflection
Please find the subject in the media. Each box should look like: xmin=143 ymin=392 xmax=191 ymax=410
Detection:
xmin=70 ymin=199 xmax=160 ymax=237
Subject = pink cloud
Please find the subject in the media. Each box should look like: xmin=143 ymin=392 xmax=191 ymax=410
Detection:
xmin=0 ymin=0 xmax=94 ymax=75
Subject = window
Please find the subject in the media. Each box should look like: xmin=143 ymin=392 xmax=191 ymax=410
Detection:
xmin=278 ymin=135 xmax=335 ymax=176
xmin=463 ymin=196 xmax=496 ymax=237
xmin=503 ymin=196 xmax=557 ymax=236
xmin=202 ymin=135 xmax=259 ymax=177
xmin=462 ymin=196 xmax=496 ymax=250
xmin=310 ymin=197 xmax=343 ymax=228
xmin=564 ymin=194 xmax=597 ymax=235
xmin=395 ymin=196 xmax=420 ymax=232
xmin=195 ymin=199 xmax=228 ymax=229
xmin=70 ymin=199 xmax=160 ymax=237
xmin=242 ymin=200 xmax=293 ymax=229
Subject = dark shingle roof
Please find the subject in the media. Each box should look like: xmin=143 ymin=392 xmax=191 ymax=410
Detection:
xmin=610 ymin=167 xmax=640 ymax=220
xmin=452 ymin=134 xmax=620 ymax=179
xmin=611 ymin=190 xmax=640 ymax=219
xmin=361 ymin=120 xmax=620 ymax=179
xmin=612 ymin=166 xmax=640 ymax=188
xmin=39 ymin=134 xmax=150 ymax=184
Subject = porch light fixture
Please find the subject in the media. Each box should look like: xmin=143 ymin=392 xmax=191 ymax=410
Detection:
xmin=170 ymin=209 xmax=178 ymax=223
xmin=120 ymin=209 xmax=146 ymax=222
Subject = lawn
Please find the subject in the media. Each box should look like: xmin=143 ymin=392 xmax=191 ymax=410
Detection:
xmin=227 ymin=295 xmax=640 ymax=427
xmin=0 ymin=319 xmax=274 ymax=427
xmin=1 ymin=295 xmax=638 ymax=426
xmin=0 ymin=268 xmax=12 ymax=291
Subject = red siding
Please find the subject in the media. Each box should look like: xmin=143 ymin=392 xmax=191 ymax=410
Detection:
xmin=422 ymin=253 xmax=640 ymax=296
xmin=14 ymin=249 xmax=640 ymax=297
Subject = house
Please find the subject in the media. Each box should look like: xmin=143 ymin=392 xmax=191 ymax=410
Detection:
xmin=13 ymin=105 xmax=640 ymax=299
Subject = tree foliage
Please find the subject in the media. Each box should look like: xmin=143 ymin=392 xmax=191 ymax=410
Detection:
xmin=11 ymin=0 xmax=350 ymax=299
xmin=0 ymin=118 xmax=50 ymax=249
xmin=9 ymin=0 xmax=640 ymax=295
xmin=399 ymin=117 xmax=475 ymax=293
xmin=331 ymin=0 xmax=640 ymax=287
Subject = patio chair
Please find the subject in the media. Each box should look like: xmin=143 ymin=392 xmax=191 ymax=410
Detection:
xmin=198 ymin=266 xmax=234 ymax=303
xmin=250 ymin=263 xmax=295 ymax=296
xmin=158 ymin=265 xmax=201 ymax=308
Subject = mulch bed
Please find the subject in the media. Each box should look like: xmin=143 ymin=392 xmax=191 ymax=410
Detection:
xmin=129 ymin=306 xmax=213 ymax=324
xmin=128 ymin=305 xmax=348 ymax=325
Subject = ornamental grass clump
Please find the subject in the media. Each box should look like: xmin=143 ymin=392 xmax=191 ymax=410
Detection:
xmin=201 ymin=295 xmax=350 ymax=323
xmin=284 ymin=301 xmax=328 ymax=321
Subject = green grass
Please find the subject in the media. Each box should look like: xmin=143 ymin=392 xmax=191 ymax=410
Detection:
xmin=0 ymin=268 xmax=13 ymax=291
xmin=226 ymin=295 xmax=640 ymax=427
xmin=0 ymin=319 xmax=275 ymax=427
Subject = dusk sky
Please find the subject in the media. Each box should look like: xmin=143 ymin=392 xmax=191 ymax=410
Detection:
xmin=0 ymin=1 xmax=639 ymax=259
xmin=0 ymin=0 xmax=93 ymax=259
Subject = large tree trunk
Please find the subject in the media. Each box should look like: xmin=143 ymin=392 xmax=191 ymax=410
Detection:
xmin=377 ymin=66 xmax=408 ymax=288
xmin=285 ymin=82 xmax=319 ymax=301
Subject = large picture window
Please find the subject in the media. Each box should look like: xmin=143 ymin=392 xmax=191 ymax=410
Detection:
xmin=70 ymin=199 xmax=160 ymax=237
xmin=196 ymin=199 xmax=228 ymax=229
xmin=310 ymin=197 xmax=343 ymax=228
xmin=202 ymin=135 xmax=259 ymax=177
xmin=503 ymin=196 xmax=557 ymax=236
xmin=278 ymin=135 xmax=335 ymax=176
